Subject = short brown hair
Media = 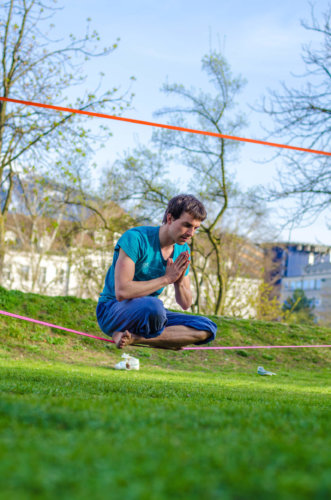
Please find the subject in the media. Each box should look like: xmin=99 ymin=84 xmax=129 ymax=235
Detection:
xmin=162 ymin=194 xmax=207 ymax=224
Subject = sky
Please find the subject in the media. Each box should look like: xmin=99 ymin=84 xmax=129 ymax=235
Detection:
xmin=51 ymin=0 xmax=330 ymax=245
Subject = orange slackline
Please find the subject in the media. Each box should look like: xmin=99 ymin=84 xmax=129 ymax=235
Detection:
xmin=1 ymin=97 xmax=330 ymax=156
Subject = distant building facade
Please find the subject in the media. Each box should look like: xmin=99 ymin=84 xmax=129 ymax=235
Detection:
xmin=281 ymin=260 xmax=331 ymax=325
xmin=264 ymin=243 xmax=331 ymax=325
xmin=3 ymin=247 xmax=111 ymax=300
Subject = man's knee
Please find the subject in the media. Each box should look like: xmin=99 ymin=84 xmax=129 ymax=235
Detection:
xmin=144 ymin=297 xmax=167 ymax=333
xmin=191 ymin=329 xmax=211 ymax=342
xmin=201 ymin=330 xmax=211 ymax=340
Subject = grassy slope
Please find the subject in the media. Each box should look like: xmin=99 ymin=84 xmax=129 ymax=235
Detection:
xmin=0 ymin=287 xmax=330 ymax=499
xmin=0 ymin=286 xmax=330 ymax=372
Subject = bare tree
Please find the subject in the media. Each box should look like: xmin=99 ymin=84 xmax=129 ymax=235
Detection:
xmin=103 ymin=146 xmax=178 ymax=224
xmin=0 ymin=0 xmax=134 ymax=280
xmin=6 ymin=171 xmax=134 ymax=297
xmin=153 ymin=51 xmax=248 ymax=314
xmin=260 ymin=4 xmax=331 ymax=225
xmin=7 ymin=175 xmax=69 ymax=292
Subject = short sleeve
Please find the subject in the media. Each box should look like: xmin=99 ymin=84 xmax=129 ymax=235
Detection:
xmin=117 ymin=229 xmax=143 ymax=263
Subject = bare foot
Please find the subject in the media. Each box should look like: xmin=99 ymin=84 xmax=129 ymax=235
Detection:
xmin=112 ymin=330 xmax=136 ymax=349
xmin=112 ymin=331 xmax=185 ymax=351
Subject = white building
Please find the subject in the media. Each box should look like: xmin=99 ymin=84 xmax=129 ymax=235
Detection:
xmin=3 ymin=247 xmax=113 ymax=299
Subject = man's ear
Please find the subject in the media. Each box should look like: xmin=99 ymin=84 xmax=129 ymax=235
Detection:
xmin=167 ymin=213 xmax=173 ymax=225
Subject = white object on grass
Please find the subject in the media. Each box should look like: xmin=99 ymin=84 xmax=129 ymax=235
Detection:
xmin=115 ymin=353 xmax=140 ymax=370
xmin=257 ymin=366 xmax=276 ymax=376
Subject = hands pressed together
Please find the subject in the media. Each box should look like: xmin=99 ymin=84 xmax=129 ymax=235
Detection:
xmin=165 ymin=251 xmax=190 ymax=284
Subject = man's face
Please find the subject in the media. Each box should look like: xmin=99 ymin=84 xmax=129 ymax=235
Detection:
xmin=167 ymin=212 xmax=201 ymax=244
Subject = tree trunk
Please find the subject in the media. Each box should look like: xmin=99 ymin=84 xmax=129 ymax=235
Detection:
xmin=190 ymin=238 xmax=200 ymax=313
xmin=0 ymin=213 xmax=7 ymax=284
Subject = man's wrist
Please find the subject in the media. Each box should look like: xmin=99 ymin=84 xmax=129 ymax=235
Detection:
xmin=163 ymin=274 xmax=172 ymax=286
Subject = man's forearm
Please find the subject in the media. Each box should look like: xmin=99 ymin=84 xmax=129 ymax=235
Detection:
xmin=174 ymin=282 xmax=192 ymax=310
xmin=116 ymin=275 xmax=169 ymax=301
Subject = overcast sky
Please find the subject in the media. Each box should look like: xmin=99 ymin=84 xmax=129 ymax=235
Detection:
xmin=53 ymin=0 xmax=330 ymax=245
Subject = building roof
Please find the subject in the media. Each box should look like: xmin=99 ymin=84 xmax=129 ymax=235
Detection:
xmin=262 ymin=241 xmax=331 ymax=253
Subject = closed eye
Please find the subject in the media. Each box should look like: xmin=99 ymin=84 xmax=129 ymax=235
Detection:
xmin=184 ymin=223 xmax=200 ymax=230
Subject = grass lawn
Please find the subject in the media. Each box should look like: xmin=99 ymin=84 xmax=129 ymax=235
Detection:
xmin=1 ymin=360 xmax=330 ymax=500
xmin=0 ymin=287 xmax=330 ymax=499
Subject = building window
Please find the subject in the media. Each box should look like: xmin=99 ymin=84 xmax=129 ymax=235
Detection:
xmin=3 ymin=265 xmax=11 ymax=281
xmin=303 ymin=279 xmax=315 ymax=290
xmin=315 ymin=279 xmax=321 ymax=290
xmin=290 ymin=280 xmax=302 ymax=290
xmin=39 ymin=267 xmax=47 ymax=284
xmin=57 ymin=268 xmax=65 ymax=284
xmin=20 ymin=265 xmax=30 ymax=281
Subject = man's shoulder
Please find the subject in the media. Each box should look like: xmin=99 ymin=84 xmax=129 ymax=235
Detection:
xmin=117 ymin=225 xmax=158 ymax=249
xmin=133 ymin=225 xmax=159 ymax=234
xmin=120 ymin=225 xmax=156 ymax=236
xmin=115 ymin=225 xmax=159 ymax=262
xmin=124 ymin=225 xmax=159 ymax=240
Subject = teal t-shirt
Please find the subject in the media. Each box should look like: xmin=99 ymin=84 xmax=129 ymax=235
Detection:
xmin=99 ymin=226 xmax=190 ymax=302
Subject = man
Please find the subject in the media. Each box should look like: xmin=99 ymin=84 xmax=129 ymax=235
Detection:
xmin=96 ymin=194 xmax=217 ymax=349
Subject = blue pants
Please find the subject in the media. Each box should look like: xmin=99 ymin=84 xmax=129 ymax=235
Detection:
xmin=96 ymin=297 xmax=217 ymax=345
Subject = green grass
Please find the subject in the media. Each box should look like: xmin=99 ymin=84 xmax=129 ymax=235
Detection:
xmin=0 ymin=287 xmax=330 ymax=499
